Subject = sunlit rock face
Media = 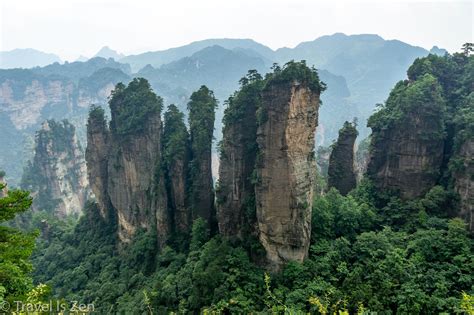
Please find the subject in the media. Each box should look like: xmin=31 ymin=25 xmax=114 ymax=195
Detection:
xmin=255 ymin=80 xmax=320 ymax=271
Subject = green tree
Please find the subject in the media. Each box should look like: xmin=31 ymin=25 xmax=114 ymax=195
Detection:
xmin=0 ymin=179 xmax=36 ymax=303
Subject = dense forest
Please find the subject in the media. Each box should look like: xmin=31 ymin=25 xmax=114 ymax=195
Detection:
xmin=1 ymin=47 xmax=473 ymax=314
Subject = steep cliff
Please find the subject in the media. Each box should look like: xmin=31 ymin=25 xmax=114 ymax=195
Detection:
xmin=327 ymin=121 xmax=358 ymax=195
xmin=163 ymin=104 xmax=191 ymax=234
xmin=86 ymin=78 xmax=168 ymax=244
xmin=85 ymin=106 xmax=111 ymax=219
xmin=255 ymin=62 xmax=323 ymax=271
xmin=188 ymin=86 xmax=217 ymax=231
xmin=217 ymin=71 xmax=263 ymax=238
xmin=367 ymin=75 xmax=446 ymax=199
xmin=0 ymin=60 xmax=131 ymax=186
xmin=21 ymin=120 xmax=89 ymax=217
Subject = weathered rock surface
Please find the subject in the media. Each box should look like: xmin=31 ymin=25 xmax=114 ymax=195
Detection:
xmin=453 ymin=139 xmax=474 ymax=231
xmin=367 ymin=77 xmax=446 ymax=199
xmin=188 ymin=86 xmax=217 ymax=231
xmin=327 ymin=122 xmax=358 ymax=195
xmin=21 ymin=120 xmax=89 ymax=217
xmin=255 ymin=79 xmax=320 ymax=271
xmin=85 ymin=108 xmax=111 ymax=219
xmin=217 ymin=77 xmax=260 ymax=238
xmin=86 ymin=79 xmax=168 ymax=244
xmin=0 ymin=172 xmax=7 ymax=198
xmin=163 ymin=105 xmax=191 ymax=234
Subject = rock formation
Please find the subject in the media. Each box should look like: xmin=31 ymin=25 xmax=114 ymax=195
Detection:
xmin=217 ymin=71 xmax=262 ymax=238
xmin=85 ymin=106 xmax=111 ymax=219
xmin=367 ymin=75 xmax=446 ymax=199
xmin=327 ymin=121 xmax=358 ymax=195
xmin=254 ymin=62 xmax=323 ymax=271
xmin=21 ymin=120 xmax=89 ymax=217
xmin=163 ymin=104 xmax=191 ymax=233
xmin=188 ymin=86 xmax=218 ymax=231
xmin=86 ymin=78 xmax=168 ymax=244
xmin=0 ymin=60 xmax=131 ymax=187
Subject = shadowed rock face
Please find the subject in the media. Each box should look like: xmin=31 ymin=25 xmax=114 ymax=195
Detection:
xmin=217 ymin=79 xmax=260 ymax=239
xmin=328 ymin=122 xmax=358 ymax=195
xmin=367 ymin=76 xmax=446 ymax=200
xmin=85 ymin=79 xmax=169 ymax=245
xmin=255 ymin=81 xmax=320 ymax=271
xmin=21 ymin=120 xmax=89 ymax=217
xmin=86 ymin=110 xmax=110 ymax=219
xmin=454 ymin=139 xmax=474 ymax=231
xmin=368 ymin=112 xmax=445 ymax=199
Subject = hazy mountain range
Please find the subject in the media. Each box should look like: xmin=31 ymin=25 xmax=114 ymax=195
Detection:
xmin=0 ymin=33 xmax=448 ymax=185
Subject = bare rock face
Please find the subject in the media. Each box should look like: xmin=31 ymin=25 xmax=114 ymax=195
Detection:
xmin=163 ymin=105 xmax=191 ymax=234
xmin=85 ymin=79 xmax=169 ymax=245
xmin=367 ymin=76 xmax=446 ymax=199
xmin=188 ymin=86 xmax=218 ymax=231
xmin=21 ymin=120 xmax=89 ymax=217
xmin=85 ymin=107 xmax=111 ymax=219
xmin=255 ymin=78 xmax=320 ymax=271
xmin=453 ymin=139 xmax=474 ymax=231
xmin=217 ymin=75 xmax=261 ymax=238
xmin=327 ymin=122 xmax=358 ymax=195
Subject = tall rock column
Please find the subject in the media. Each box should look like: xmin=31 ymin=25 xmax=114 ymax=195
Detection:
xmin=86 ymin=79 xmax=169 ymax=245
xmin=217 ymin=71 xmax=262 ymax=238
xmin=367 ymin=75 xmax=446 ymax=199
xmin=188 ymin=86 xmax=217 ymax=231
xmin=0 ymin=171 xmax=7 ymax=198
xmin=85 ymin=106 xmax=110 ymax=219
xmin=327 ymin=121 xmax=358 ymax=195
xmin=255 ymin=62 xmax=323 ymax=271
xmin=21 ymin=119 xmax=89 ymax=217
xmin=163 ymin=104 xmax=191 ymax=234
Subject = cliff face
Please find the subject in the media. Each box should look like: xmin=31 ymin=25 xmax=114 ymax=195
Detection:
xmin=255 ymin=75 xmax=320 ymax=271
xmin=453 ymin=139 xmax=473 ymax=231
xmin=85 ymin=108 xmax=111 ymax=219
xmin=188 ymin=86 xmax=217 ymax=230
xmin=0 ymin=63 xmax=131 ymax=187
xmin=86 ymin=79 xmax=168 ymax=244
xmin=367 ymin=76 xmax=446 ymax=199
xmin=217 ymin=75 xmax=261 ymax=238
xmin=163 ymin=105 xmax=191 ymax=233
xmin=327 ymin=122 xmax=358 ymax=195
xmin=21 ymin=120 xmax=89 ymax=217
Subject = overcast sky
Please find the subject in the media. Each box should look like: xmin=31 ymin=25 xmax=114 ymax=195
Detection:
xmin=1 ymin=0 xmax=472 ymax=61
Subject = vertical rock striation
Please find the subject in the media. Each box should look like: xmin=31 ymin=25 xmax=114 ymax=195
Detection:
xmin=367 ymin=75 xmax=446 ymax=199
xmin=21 ymin=120 xmax=89 ymax=217
xmin=217 ymin=71 xmax=262 ymax=238
xmin=188 ymin=86 xmax=218 ymax=231
xmin=327 ymin=121 xmax=358 ymax=195
xmin=85 ymin=106 xmax=111 ymax=219
xmin=163 ymin=104 xmax=191 ymax=234
xmin=86 ymin=78 xmax=168 ymax=244
xmin=255 ymin=62 xmax=323 ymax=271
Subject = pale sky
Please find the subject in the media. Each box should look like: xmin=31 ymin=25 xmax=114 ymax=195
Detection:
xmin=1 ymin=0 xmax=472 ymax=61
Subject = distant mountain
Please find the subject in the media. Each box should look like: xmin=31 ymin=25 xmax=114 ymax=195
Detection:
xmin=0 ymin=58 xmax=131 ymax=186
xmin=430 ymin=46 xmax=448 ymax=56
xmin=75 ymin=55 xmax=89 ymax=62
xmin=0 ymin=48 xmax=61 ymax=69
xmin=121 ymin=38 xmax=275 ymax=72
xmin=31 ymin=57 xmax=131 ymax=82
xmin=94 ymin=46 xmax=124 ymax=60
